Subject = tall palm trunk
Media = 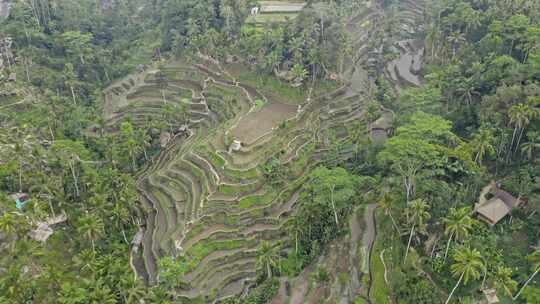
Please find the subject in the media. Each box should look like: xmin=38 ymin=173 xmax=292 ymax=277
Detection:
xmin=388 ymin=211 xmax=399 ymax=232
xmin=266 ymin=262 xmax=272 ymax=279
xmin=445 ymin=272 xmax=464 ymax=304
xmin=513 ymin=266 xmax=540 ymax=300
xmin=508 ymin=126 xmax=519 ymax=161
xmin=295 ymin=232 xmax=298 ymax=254
xmin=330 ymin=185 xmax=339 ymax=226
xmin=444 ymin=232 xmax=454 ymax=261
xmin=515 ymin=126 xmax=526 ymax=154
xmin=69 ymin=160 xmax=79 ymax=197
xmin=404 ymin=224 xmax=415 ymax=261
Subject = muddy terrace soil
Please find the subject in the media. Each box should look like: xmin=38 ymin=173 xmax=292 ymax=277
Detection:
xmin=231 ymin=101 xmax=297 ymax=144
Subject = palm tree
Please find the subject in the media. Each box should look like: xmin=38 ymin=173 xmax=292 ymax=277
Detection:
xmin=256 ymin=241 xmax=280 ymax=279
xmin=89 ymin=279 xmax=116 ymax=304
xmin=0 ymin=212 xmax=21 ymax=253
xmin=264 ymin=51 xmax=281 ymax=74
xmin=442 ymin=207 xmax=474 ymax=260
xmin=445 ymin=246 xmax=484 ymax=304
xmin=404 ymin=198 xmax=431 ymax=261
xmin=447 ymin=31 xmax=466 ymax=59
xmin=456 ymin=77 xmax=479 ymax=105
xmin=77 ymin=213 xmax=105 ymax=252
xmin=120 ymin=276 xmax=147 ymax=304
xmin=472 ymin=127 xmax=495 ymax=164
xmin=378 ymin=192 xmax=399 ymax=232
xmin=287 ymin=217 xmax=303 ymax=254
xmin=0 ymin=212 xmax=18 ymax=237
xmin=513 ymin=247 xmax=540 ymax=300
xmin=508 ymin=103 xmax=532 ymax=156
xmin=291 ymin=63 xmax=308 ymax=84
xmin=520 ymin=131 xmax=540 ymax=160
xmin=490 ymin=265 xmax=517 ymax=297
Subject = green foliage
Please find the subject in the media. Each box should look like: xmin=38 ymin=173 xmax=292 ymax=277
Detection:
xmin=289 ymin=166 xmax=370 ymax=260
xmin=394 ymin=273 xmax=441 ymax=304
xmin=158 ymin=256 xmax=188 ymax=289
xmin=522 ymin=286 xmax=540 ymax=303
xmin=241 ymin=278 xmax=280 ymax=304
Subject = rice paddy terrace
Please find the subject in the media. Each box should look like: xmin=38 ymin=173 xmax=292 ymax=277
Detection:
xmin=101 ymin=0 xmax=427 ymax=302
xmin=105 ymin=56 xmax=371 ymax=301
xmin=245 ymin=1 xmax=306 ymax=26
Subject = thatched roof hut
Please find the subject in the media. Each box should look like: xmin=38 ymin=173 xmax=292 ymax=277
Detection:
xmin=475 ymin=182 xmax=521 ymax=226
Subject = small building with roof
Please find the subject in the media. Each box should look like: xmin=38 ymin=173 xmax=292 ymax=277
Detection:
xmin=475 ymin=181 xmax=522 ymax=226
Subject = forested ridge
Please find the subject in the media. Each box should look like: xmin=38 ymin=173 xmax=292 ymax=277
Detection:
xmin=0 ymin=0 xmax=539 ymax=303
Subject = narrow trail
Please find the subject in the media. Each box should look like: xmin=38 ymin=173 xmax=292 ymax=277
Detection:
xmin=363 ymin=204 xmax=377 ymax=274
xmin=364 ymin=204 xmax=377 ymax=304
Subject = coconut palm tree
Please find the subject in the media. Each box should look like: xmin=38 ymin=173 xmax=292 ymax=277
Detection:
xmin=456 ymin=77 xmax=480 ymax=106
xmin=490 ymin=265 xmax=517 ymax=297
xmin=77 ymin=213 xmax=105 ymax=252
xmin=513 ymin=247 xmax=540 ymax=300
xmin=404 ymin=198 xmax=431 ymax=261
xmin=256 ymin=241 xmax=280 ymax=279
xmin=378 ymin=192 xmax=400 ymax=232
xmin=120 ymin=276 xmax=147 ymax=304
xmin=447 ymin=31 xmax=466 ymax=59
xmin=508 ymin=103 xmax=534 ymax=156
xmin=442 ymin=207 xmax=474 ymax=260
xmin=445 ymin=246 xmax=484 ymax=304
xmin=0 ymin=212 xmax=19 ymax=237
xmin=0 ymin=212 xmax=22 ymax=253
xmin=520 ymin=131 xmax=540 ymax=160
xmin=471 ymin=127 xmax=495 ymax=164
xmin=291 ymin=63 xmax=308 ymax=84
xmin=287 ymin=217 xmax=303 ymax=254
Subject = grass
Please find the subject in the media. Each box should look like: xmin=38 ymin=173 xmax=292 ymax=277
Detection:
xmin=217 ymin=182 xmax=259 ymax=196
xmin=197 ymin=146 xmax=261 ymax=181
xmin=354 ymin=298 xmax=368 ymax=304
xmin=185 ymin=223 xmax=206 ymax=241
xmin=238 ymin=191 xmax=275 ymax=209
xmin=185 ymin=239 xmax=247 ymax=272
xmin=202 ymin=147 xmax=226 ymax=168
xmin=224 ymin=166 xmax=260 ymax=181
xmin=245 ymin=13 xmax=298 ymax=24
xmin=225 ymin=63 xmax=306 ymax=105
xmin=254 ymin=98 xmax=265 ymax=110
xmin=290 ymin=142 xmax=316 ymax=176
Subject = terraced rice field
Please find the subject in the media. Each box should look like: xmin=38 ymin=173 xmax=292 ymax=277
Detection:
xmin=103 ymin=0 xmax=426 ymax=301
xmin=245 ymin=1 xmax=306 ymax=25
xmin=102 ymin=55 xmax=376 ymax=300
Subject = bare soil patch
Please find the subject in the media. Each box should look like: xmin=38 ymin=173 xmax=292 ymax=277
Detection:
xmin=232 ymin=101 xmax=297 ymax=144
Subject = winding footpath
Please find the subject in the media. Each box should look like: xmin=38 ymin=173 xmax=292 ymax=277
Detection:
xmin=364 ymin=204 xmax=377 ymax=304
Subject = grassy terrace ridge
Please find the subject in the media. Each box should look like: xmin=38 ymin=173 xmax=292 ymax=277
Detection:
xmin=105 ymin=53 xmax=372 ymax=299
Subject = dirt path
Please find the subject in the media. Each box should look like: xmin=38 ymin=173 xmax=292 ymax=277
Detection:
xmin=364 ymin=204 xmax=377 ymax=304
xmin=363 ymin=204 xmax=377 ymax=274
xmin=349 ymin=207 xmax=364 ymax=297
